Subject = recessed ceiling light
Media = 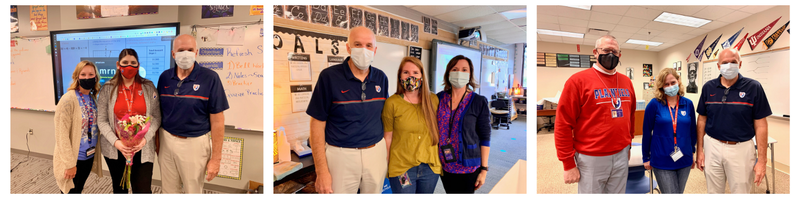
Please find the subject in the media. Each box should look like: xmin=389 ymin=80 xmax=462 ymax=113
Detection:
xmin=654 ymin=12 xmax=712 ymax=28
xmin=626 ymin=39 xmax=663 ymax=46
xmin=563 ymin=5 xmax=591 ymax=10
xmin=537 ymin=29 xmax=584 ymax=38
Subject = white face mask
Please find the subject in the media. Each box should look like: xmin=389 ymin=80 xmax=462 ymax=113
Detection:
xmin=719 ymin=62 xmax=739 ymax=80
xmin=175 ymin=51 xmax=196 ymax=70
xmin=349 ymin=47 xmax=374 ymax=70
xmin=449 ymin=71 xmax=471 ymax=89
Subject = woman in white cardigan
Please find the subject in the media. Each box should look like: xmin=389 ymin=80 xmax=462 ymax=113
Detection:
xmin=54 ymin=60 xmax=104 ymax=194
xmin=97 ymin=49 xmax=161 ymax=193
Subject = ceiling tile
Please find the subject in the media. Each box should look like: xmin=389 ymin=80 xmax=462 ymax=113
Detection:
xmin=657 ymin=31 xmax=683 ymax=39
xmin=618 ymin=16 xmax=651 ymax=27
xmin=661 ymin=25 xmax=696 ymax=34
xmin=649 ymin=36 xmax=671 ymax=43
xmin=538 ymin=35 xmax=563 ymax=43
xmin=590 ymin=12 xmax=623 ymax=24
xmin=610 ymin=32 xmax=633 ymax=39
xmin=559 ymin=25 xmax=586 ymax=33
xmin=716 ymin=11 xmax=752 ymax=23
xmin=738 ymin=5 xmax=775 ymax=14
xmin=537 ymin=5 xmax=561 ymax=16
xmin=436 ymin=6 xmax=495 ymax=23
xmin=643 ymin=21 xmax=675 ymax=31
xmin=624 ymin=6 xmax=663 ymax=20
xmin=636 ymin=29 xmax=662 ymax=37
xmin=687 ymin=28 xmax=710 ymax=36
xmin=489 ymin=6 xmax=527 ymax=13
xmin=555 ymin=6 xmax=592 ymax=20
xmin=452 ymin=14 xmax=507 ymax=28
xmin=558 ymin=17 xmax=590 ymax=27
xmin=510 ymin=17 xmax=527 ymax=26
xmin=613 ymin=25 xmax=641 ymax=34
xmin=538 ymin=14 xmax=559 ymax=24
xmin=645 ymin=6 xmax=706 ymax=16
xmin=693 ymin=6 xmax=735 ymax=21
xmin=620 ymin=43 xmax=640 ymax=49
xmin=699 ymin=21 xmax=729 ymax=31
xmin=587 ymin=21 xmax=616 ymax=31
xmin=591 ymin=5 xmax=630 ymax=15
xmin=562 ymin=37 xmax=584 ymax=44
xmin=481 ymin=21 xmax=517 ymax=31
xmin=630 ymin=34 xmax=653 ymax=40
xmin=537 ymin=23 xmax=560 ymax=30
xmin=409 ymin=6 xmax=471 ymax=16
xmin=722 ymin=5 xmax=746 ymax=10
xmin=485 ymin=28 xmax=523 ymax=36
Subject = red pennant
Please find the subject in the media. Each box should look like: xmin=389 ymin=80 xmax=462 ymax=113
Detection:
xmin=686 ymin=53 xmax=691 ymax=62
xmin=734 ymin=33 xmax=749 ymax=51
xmin=747 ymin=17 xmax=781 ymax=50
xmin=577 ymin=44 xmax=580 ymax=52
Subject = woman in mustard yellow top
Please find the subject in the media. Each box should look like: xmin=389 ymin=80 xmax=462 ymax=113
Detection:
xmin=382 ymin=56 xmax=441 ymax=193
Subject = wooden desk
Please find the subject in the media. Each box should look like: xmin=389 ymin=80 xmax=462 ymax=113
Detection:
xmin=537 ymin=109 xmax=556 ymax=116
xmin=634 ymin=110 xmax=644 ymax=136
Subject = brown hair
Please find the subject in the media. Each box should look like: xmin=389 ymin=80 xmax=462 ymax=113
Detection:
xmin=67 ymin=60 xmax=100 ymax=99
xmin=654 ymin=68 xmax=684 ymax=105
xmin=395 ymin=57 xmax=439 ymax=145
xmin=442 ymin=55 xmax=479 ymax=92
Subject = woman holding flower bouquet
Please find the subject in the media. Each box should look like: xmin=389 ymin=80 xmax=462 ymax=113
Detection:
xmin=54 ymin=61 xmax=104 ymax=194
xmin=97 ymin=49 xmax=161 ymax=194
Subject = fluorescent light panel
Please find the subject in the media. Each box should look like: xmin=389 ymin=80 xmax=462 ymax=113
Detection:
xmin=654 ymin=12 xmax=711 ymax=28
xmin=500 ymin=9 xmax=527 ymax=20
xmin=626 ymin=39 xmax=663 ymax=46
xmin=563 ymin=5 xmax=591 ymax=10
xmin=537 ymin=29 xmax=584 ymax=38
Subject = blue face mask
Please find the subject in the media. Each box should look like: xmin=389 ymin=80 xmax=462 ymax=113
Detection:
xmin=664 ymin=84 xmax=679 ymax=97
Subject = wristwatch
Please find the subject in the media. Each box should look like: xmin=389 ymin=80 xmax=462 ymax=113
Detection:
xmin=478 ymin=166 xmax=488 ymax=172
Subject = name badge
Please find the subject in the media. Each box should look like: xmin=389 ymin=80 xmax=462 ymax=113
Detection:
xmin=611 ymin=109 xmax=623 ymax=118
xmin=440 ymin=144 xmax=457 ymax=163
xmin=670 ymin=147 xmax=683 ymax=162
xmin=399 ymin=172 xmax=412 ymax=188
xmin=86 ymin=147 xmax=96 ymax=157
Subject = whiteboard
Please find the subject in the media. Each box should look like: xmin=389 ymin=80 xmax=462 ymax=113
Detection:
xmin=10 ymin=38 xmax=56 ymax=111
xmin=189 ymin=24 xmax=264 ymax=131
xmin=701 ymin=48 xmax=790 ymax=116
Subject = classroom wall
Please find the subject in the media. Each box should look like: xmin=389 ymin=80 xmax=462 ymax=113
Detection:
xmin=655 ymin=5 xmax=790 ymax=169
xmin=536 ymin=41 xmax=659 ymax=101
xmin=9 ymin=5 xmax=263 ymax=192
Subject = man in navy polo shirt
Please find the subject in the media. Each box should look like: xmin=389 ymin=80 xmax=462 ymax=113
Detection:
xmin=696 ymin=48 xmax=771 ymax=194
xmin=157 ymin=34 xmax=229 ymax=194
xmin=306 ymin=26 xmax=389 ymax=194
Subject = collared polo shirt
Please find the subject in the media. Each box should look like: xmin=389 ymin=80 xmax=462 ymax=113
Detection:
xmin=697 ymin=74 xmax=771 ymax=142
xmin=158 ymin=62 xmax=230 ymax=137
xmin=306 ymin=57 xmax=389 ymax=148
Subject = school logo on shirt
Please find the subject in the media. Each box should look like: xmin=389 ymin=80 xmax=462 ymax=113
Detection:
xmin=681 ymin=110 xmax=686 ymax=116
xmin=193 ymin=84 xmax=200 ymax=91
xmin=740 ymin=92 xmax=746 ymax=98
xmin=138 ymin=90 xmax=143 ymax=96
xmin=376 ymin=85 xmax=381 ymax=92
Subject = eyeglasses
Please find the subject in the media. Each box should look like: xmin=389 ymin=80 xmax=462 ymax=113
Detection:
xmin=722 ymin=87 xmax=730 ymax=103
xmin=596 ymin=48 xmax=621 ymax=55
xmin=174 ymin=80 xmax=184 ymax=95
xmin=361 ymin=82 xmax=366 ymax=101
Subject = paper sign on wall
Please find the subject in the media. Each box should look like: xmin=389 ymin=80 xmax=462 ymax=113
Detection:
xmin=217 ymin=136 xmax=244 ymax=180
xmin=217 ymin=26 xmax=246 ymax=46
xmin=30 ymin=5 xmax=47 ymax=31
xmin=328 ymin=55 xmax=345 ymax=67
xmin=288 ymin=53 xmax=312 ymax=81
xmin=291 ymin=85 xmax=313 ymax=113
xmin=249 ymin=5 xmax=263 ymax=15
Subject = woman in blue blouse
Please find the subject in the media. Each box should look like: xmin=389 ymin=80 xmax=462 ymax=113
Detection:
xmin=642 ymin=68 xmax=697 ymax=194
xmin=436 ymin=55 xmax=492 ymax=193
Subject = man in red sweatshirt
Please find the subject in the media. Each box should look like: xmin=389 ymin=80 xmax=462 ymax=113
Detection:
xmin=554 ymin=35 xmax=636 ymax=193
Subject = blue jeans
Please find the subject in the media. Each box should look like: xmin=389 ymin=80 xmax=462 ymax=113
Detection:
xmin=388 ymin=163 xmax=439 ymax=193
xmin=652 ymin=166 xmax=691 ymax=194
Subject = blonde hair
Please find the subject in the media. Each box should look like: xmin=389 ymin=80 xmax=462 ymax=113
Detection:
xmin=654 ymin=68 xmax=684 ymax=105
xmin=67 ymin=60 xmax=100 ymax=99
xmin=395 ymin=56 xmax=439 ymax=146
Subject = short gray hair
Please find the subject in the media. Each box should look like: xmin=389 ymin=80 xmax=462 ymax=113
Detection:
xmin=172 ymin=34 xmax=198 ymax=51
xmin=595 ymin=35 xmax=618 ymax=49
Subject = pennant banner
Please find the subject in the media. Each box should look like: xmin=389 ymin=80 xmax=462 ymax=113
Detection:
xmin=747 ymin=16 xmax=781 ymax=51
xmin=734 ymin=33 xmax=749 ymax=51
xmin=686 ymin=53 xmax=691 ymax=62
xmin=694 ymin=34 xmax=708 ymax=62
xmin=713 ymin=49 xmax=720 ymax=60
xmin=763 ymin=21 xmax=789 ymax=49
xmin=704 ymin=34 xmax=722 ymax=59
xmin=721 ymin=27 xmax=744 ymax=49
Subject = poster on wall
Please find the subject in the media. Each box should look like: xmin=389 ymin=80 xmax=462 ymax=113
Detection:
xmin=273 ymin=5 xmax=284 ymax=18
xmin=686 ymin=62 xmax=699 ymax=93
xmin=331 ymin=5 xmax=348 ymax=29
xmin=431 ymin=18 xmax=438 ymax=35
xmin=201 ymin=5 xmax=234 ymax=19
xmin=11 ymin=5 xmax=18 ymax=33
xmin=625 ymin=67 xmax=633 ymax=80
xmin=401 ymin=21 xmax=409 ymax=41
xmin=408 ymin=45 xmax=422 ymax=60
xmin=349 ymin=7 xmax=363 ymax=29
xmin=643 ymin=64 xmax=653 ymax=77
xmin=249 ymin=5 xmax=263 ymax=15
xmin=310 ymin=5 xmax=329 ymax=26
xmin=76 ymin=5 xmax=158 ymax=19
xmin=30 ymin=5 xmax=47 ymax=31
xmin=285 ymin=5 xmax=308 ymax=22
xmin=643 ymin=82 xmax=652 ymax=90
xmin=423 ymin=16 xmax=431 ymax=33
xmin=390 ymin=18 xmax=400 ymax=39
xmin=288 ymin=53 xmax=312 ymax=81
xmin=218 ymin=136 xmax=244 ymax=180
xmin=364 ymin=11 xmax=377 ymax=34
xmin=378 ymin=15 xmax=390 ymax=37
xmin=291 ymin=85 xmax=313 ymax=113
xmin=410 ymin=24 xmax=419 ymax=43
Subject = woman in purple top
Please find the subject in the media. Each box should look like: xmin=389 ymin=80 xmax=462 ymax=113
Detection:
xmin=436 ymin=55 xmax=492 ymax=193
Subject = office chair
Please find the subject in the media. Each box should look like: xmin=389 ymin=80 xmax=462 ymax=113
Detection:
xmin=491 ymin=99 xmax=511 ymax=129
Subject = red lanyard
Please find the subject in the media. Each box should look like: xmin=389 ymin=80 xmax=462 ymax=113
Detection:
xmin=593 ymin=66 xmax=620 ymax=109
xmin=122 ymin=82 xmax=137 ymax=115
xmin=667 ymin=100 xmax=680 ymax=146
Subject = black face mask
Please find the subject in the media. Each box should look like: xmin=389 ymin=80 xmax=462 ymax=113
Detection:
xmin=598 ymin=53 xmax=620 ymax=70
xmin=79 ymin=78 xmax=96 ymax=90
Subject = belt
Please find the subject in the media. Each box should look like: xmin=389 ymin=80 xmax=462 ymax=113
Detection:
xmin=171 ymin=132 xmax=188 ymax=139
xmin=713 ymin=137 xmax=742 ymax=144
xmin=329 ymin=143 xmax=377 ymax=149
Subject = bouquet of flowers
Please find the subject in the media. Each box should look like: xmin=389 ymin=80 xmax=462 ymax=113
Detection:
xmin=115 ymin=114 xmax=151 ymax=190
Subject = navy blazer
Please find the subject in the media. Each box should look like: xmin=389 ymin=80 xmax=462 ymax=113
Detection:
xmin=437 ymin=91 xmax=492 ymax=167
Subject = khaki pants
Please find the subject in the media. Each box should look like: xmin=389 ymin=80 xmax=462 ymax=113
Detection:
xmin=325 ymin=138 xmax=388 ymax=194
xmin=158 ymin=128 xmax=211 ymax=194
xmin=703 ymin=134 xmax=756 ymax=194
